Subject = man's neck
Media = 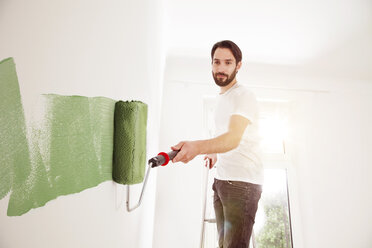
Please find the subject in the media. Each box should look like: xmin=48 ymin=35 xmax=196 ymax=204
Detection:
xmin=219 ymin=79 xmax=237 ymax=94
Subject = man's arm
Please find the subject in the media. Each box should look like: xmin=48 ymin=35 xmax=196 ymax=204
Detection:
xmin=172 ymin=114 xmax=249 ymax=163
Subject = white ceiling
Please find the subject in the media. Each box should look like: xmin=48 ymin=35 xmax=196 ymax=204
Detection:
xmin=164 ymin=0 xmax=372 ymax=80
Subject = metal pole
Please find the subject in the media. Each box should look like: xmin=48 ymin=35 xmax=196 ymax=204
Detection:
xmin=200 ymin=159 xmax=210 ymax=248
xmin=126 ymin=164 xmax=153 ymax=212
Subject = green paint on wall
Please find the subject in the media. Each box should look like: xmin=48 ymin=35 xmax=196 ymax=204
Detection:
xmin=0 ymin=58 xmax=118 ymax=216
xmin=0 ymin=58 xmax=32 ymax=203
xmin=7 ymin=94 xmax=116 ymax=216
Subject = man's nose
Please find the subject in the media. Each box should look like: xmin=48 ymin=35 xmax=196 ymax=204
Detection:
xmin=216 ymin=64 xmax=227 ymax=73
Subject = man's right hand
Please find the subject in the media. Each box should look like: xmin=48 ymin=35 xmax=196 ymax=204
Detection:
xmin=204 ymin=153 xmax=217 ymax=169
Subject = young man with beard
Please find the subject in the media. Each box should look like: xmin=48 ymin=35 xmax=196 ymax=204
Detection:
xmin=171 ymin=40 xmax=263 ymax=248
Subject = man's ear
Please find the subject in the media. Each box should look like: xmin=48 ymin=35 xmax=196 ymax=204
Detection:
xmin=236 ymin=61 xmax=242 ymax=71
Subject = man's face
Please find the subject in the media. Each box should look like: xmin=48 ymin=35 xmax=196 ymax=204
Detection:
xmin=212 ymin=48 xmax=241 ymax=87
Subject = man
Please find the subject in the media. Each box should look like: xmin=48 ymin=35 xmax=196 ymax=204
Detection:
xmin=171 ymin=40 xmax=263 ymax=248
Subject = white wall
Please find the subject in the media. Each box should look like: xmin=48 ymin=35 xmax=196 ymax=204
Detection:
xmin=0 ymin=0 xmax=165 ymax=247
xmin=1 ymin=1 xmax=371 ymax=247
xmin=153 ymin=55 xmax=372 ymax=248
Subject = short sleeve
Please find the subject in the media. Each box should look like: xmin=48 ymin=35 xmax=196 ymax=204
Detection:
xmin=231 ymin=89 xmax=258 ymax=124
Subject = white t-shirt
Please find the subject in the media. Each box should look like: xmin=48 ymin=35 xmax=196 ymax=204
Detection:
xmin=214 ymin=82 xmax=263 ymax=185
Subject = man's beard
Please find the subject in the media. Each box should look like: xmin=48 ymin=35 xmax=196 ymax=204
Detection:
xmin=212 ymin=69 xmax=238 ymax=87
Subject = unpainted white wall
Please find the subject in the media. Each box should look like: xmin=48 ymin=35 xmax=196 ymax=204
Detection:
xmin=0 ymin=0 xmax=165 ymax=248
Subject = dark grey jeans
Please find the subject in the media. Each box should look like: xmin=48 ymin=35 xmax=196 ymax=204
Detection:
xmin=213 ymin=178 xmax=262 ymax=248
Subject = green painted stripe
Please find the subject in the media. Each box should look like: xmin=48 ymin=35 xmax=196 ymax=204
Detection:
xmin=0 ymin=58 xmax=31 ymax=207
xmin=8 ymin=94 xmax=116 ymax=216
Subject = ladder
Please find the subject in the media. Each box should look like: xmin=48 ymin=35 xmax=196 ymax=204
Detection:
xmin=199 ymin=159 xmax=216 ymax=248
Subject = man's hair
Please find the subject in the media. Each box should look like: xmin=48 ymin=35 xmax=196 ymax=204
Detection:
xmin=211 ymin=40 xmax=242 ymax=64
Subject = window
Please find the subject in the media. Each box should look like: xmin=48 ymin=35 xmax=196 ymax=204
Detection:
xmin=201 ymin=97 xmax=294 ymax=248
xmin=254 ymin=168 xmax=292 ymax=248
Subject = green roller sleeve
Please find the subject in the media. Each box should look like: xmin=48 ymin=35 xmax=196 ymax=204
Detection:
xmin=113 ymin=101 xmax=148 ymax=185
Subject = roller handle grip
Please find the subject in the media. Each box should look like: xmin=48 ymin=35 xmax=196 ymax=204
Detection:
xmin=149 ymin=150 xmax=179 ymax=168
xmin=167 ymin=150 xmax=179 ymax=160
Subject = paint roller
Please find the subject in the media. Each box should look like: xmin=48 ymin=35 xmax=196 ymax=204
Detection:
xmin=112 ymin=100 xmax=179 ymax=211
